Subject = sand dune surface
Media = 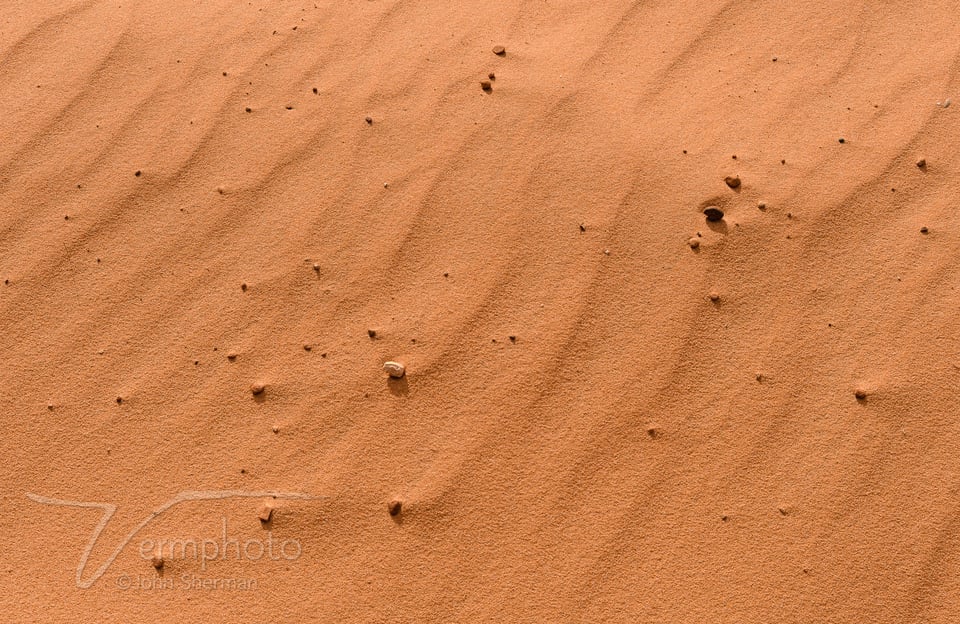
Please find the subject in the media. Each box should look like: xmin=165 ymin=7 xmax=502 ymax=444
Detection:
xmin=2 ymin=1 xmax=960 ymax=621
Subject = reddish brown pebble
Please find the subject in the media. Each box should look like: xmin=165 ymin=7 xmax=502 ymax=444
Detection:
xmin=724 ymin=176 xmax=741 ymax=189
xmin=227 ymin=352 xmax=237 ymax=360
xmin=251 ymin=383 xmax=265 ymax=396
xmin=708 ymin=292 xmax=720 ymax=301
xmin=152 ymin=552 xmax=164 ymax=570
xmin=241 ymin=283 xmax=248 ymax=291
xmin=365 ymin=116 xmax=372 ymax=124
xmin=854 ymin=389 xmax=867 ymax=400
xmin=492 ymin=45 xmax=505 ymax=55
xmin=135 ymin=170 xmax=141 ymax=177
xmin=303 ymin=344 xmax=312 ymax=351
xmin=480 ymin=80 xmax=492 ymax=91
xmin=367 ymin=329 xmax=377 ymax=338
xmin=488 ymin=72 xmax=495 ymax=80
xmin=388 ymin=499 xmax=402 ymax=516
xmin=258 ymin=503 xmax=274 ymax=522
xmin=116 ymin=396 xmax=123 ymax=404
xmin=920 ymin=226 xmax=929 ymax=234
xmin=917 ymin=158 xmax=926 ymax=168
xmin=688 ymin=237 xmax=700 ymax=249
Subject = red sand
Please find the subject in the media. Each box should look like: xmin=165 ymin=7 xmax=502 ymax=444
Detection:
xmin=2 ymin=1 xmax=960 ymax=621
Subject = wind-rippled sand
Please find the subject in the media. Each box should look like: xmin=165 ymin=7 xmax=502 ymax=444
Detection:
xmin=1 ymin=1 xmax=959 ymax=621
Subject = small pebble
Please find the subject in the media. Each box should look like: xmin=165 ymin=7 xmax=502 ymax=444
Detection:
xmin=708 ymin=291 xmax=720 ymax=301
xmin=116 ymin=396 xmax=123 ymax=404
xmin=272 ymin=425 xmax=280 ymax=433
xmin=388 ymin=499 xmax=402 ymax=516
xmin=917 ymin=158 xmax=926 ymax=168
xmin=365 ymin=116 xmax=372 ymax=124
xmin=367 ymin=329 xmax=377 ymax=338
xmin=757 ymin=201 xmax=767 ymax=211
xmin=241 ymin=283 xmax=248 ymax=291
xmin=579 ymin=223 xmax=586 ymax=232
xmin=724 ymin=176 xmax=741 ymax=189
xmin=251 ymin=383 xmax=266 ymax=396
xmin=508 ymin=335 xmax=516 ymax=342
xmin=303 ymin=344 xmax=312 ymax=351
xmin=920 ymin=226 xmax=929 ymax=234
xmin=492 ymin=45 xmax=506 ymax=56
xmin=480 ymin=80 xmax=492 ymax=92
xmin=703 ymin=206 xmax=725 ymax=222
xmin=688 ymin=237 xmax=700 ymax=249
xmin=312 ymin=263 xmax=320 ymax=271
xmin=258 ymin=503 xmax=274 ymax=522
xmin=488 ymin=72 xmax=495 ymax=80
xmin=227 ymin=352 xmax=237 ymax=360
xmin=838 ymin=137 xmax=845 ymax=143
xmin=245 ymin=107 xmax=252 ymax=113
xmin=854 ymin=388 xmax=867 ymax=400
xmin=152 ymin=552 xmax=164 ymax=570
xmin=134 ymin=170 xmax=142 ymax=177
xmin=383 ymin=361 xmax=406 ymax=378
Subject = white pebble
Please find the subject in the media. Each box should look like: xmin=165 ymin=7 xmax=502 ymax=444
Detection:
xmin=383 ymin=361 xmax=405 ymax=378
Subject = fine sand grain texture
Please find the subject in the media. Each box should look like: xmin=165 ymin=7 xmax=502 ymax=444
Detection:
xmin=2 ymin=1 xmax=960 ymax=622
